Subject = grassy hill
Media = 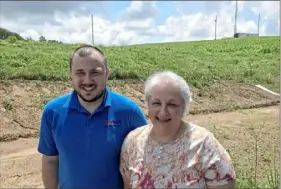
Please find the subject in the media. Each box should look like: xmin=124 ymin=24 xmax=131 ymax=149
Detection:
xmin=0 ymin=36 xmax=279 ymax=90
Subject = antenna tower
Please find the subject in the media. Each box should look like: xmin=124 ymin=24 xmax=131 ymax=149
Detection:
xmin=257 ymin=13 xmax=260 ymax=36
xmin=234 ymin=0 xmax=238 ymax=35
xmin=91 ymin=14 xmax=94 ymax=45
xmin=215 ymin=15 xmax=217 ymax=40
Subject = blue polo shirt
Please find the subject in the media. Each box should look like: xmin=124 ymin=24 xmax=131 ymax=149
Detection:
xmin=37 ymin=87 xmax=148 ymax=189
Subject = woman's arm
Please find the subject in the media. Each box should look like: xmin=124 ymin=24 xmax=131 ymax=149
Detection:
xmin=200 ymin=133 xmax=236 ymax=189
xmin=122 ymin=175 xmax=131 ymax=189
xmin=119 ymin=136 xmax=132 ymax=189
xmin=207 ymin=180 xmax=236 ymax=189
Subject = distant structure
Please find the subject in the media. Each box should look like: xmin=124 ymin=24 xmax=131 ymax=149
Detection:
xmin=233 ymin=0 xmax=260 ymax=38
xmin=234 ymin=33 xmax=259 ymax=38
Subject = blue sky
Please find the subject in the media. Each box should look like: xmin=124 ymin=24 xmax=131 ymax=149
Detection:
xmin=102 ymin=1 xmax=179 ymax=24
xmin=1 ymin=1 xmax=279 ymax=45
xmin=103 ymin=1 xmax=260 ymax=24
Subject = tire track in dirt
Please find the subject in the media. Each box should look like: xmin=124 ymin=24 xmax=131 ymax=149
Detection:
xmin=1 ymin=147 xmax=39 ymax=162
xmin=0 ymin=138 xmax=43 ymax=188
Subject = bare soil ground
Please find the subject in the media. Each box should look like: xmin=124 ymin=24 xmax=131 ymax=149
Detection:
xmin=0 ymin=80 xmax=280 ymax=188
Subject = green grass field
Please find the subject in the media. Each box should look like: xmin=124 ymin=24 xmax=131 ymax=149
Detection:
xmin=0 ymin=36 xmax=279 ymax=90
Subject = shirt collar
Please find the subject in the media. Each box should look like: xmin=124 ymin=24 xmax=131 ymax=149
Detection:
xmin=64 ymin=87 xmax=112 ymax=112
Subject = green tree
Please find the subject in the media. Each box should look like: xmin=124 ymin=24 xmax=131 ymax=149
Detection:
xmin=0 ymin=27 xmax=24 ymax=40
xmin=39 ymin=36 xmax=47 ymax=42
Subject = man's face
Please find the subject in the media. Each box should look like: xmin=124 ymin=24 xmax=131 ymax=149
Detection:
xmin=70 ymin=51 xmax=109 ymax=103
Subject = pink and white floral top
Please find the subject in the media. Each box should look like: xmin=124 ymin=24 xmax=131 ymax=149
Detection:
xmin=120 ymin=123 xmax=236 ymax=189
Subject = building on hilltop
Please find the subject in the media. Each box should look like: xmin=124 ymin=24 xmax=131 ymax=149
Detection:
xmin=234 ymin=33 xmax=259 ymax=38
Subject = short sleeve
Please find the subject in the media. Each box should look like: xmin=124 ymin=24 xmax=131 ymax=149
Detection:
xmin=199 ymin=133 xmax=236 ymax=186
xmin=37 ymin=106 xmax=58 ymax=156
xmin=129 ymin=104 xmax=148 ymax=130
xmin=119 ymin=136 xmax=131 ymax=180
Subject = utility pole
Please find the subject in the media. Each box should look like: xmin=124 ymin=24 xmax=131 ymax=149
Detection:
xmin=234 ymin=0 xmax=238 ymax=35
xmin=215 ymin=14 xmax=217 ymax=40
xmin=257 ymin=13 xmax=260 ymax=36
xmin=91 ymin=14 xmax=94 ymax=45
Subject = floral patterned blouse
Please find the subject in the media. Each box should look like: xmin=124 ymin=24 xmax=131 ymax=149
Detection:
xmin=120 ymin=122 xmax=236 ymax=189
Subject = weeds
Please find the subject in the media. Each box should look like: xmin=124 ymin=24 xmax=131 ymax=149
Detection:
xmin=236 ymin=121 xmax=280 ymax=189
xmin=3 ymin=96 xmax=12 ymax=111
xmin=266 ymin=144 xmax=280 ymax=189
xmin=0 ymin=36 xmax=279 ymax=91
xmin=39 ymin=94 xmax=50 ymax=109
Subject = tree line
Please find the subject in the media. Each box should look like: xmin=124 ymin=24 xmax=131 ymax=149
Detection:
xmin=0 ymin=27 xmax=63 ymax=44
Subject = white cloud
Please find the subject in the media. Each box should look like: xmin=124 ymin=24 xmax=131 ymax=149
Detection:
xmin=18 ymin=14 xmax=150 ymax=45
xmin=120 ymin=18 xmax=154 ymax=29
xmin=144 ymin=1 xmax=271 ymax=42
xmin=251 ymin=1 xmax=279 ymax=20
xmin=20 ymin=29 xmax=41 ymax=40
xmin=120 ymin=1 xmax=157 ymax=21
xmin=0 ymin=1 xmax=279 ymax=46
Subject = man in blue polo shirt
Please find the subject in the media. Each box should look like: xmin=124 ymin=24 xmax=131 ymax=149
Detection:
xmin=37 ymin=45 xmax=148 ymax=189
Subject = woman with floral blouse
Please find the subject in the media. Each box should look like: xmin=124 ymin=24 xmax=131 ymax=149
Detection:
xmin=119 ymin=71 xmax=236 ymax=189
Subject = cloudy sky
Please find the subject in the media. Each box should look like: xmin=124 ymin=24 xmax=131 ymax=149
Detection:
xmin=0 ymin=1 xmax=279 ymax=46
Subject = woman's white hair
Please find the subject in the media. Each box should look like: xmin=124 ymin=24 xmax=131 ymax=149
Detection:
xmin=144 ymin=71 xmax=192 ymax=116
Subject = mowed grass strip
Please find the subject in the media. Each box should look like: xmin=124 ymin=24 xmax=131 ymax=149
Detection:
xmin=0 ymin=36 xmax=279 ymax=90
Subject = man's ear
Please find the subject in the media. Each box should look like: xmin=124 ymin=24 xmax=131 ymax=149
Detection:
xmin=69 ymin=67 xmax=74 ymax=80
xmin=106 ymin=67 xmax=110 ymax=79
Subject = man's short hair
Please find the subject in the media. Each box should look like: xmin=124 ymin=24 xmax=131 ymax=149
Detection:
xmin=69 ymin=45 xmax=107 ymax=69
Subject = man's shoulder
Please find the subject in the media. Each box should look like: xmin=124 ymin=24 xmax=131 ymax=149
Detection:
xmin=43 ymin=92 xmax=72 ymax=113
xmin=109 ymin=89 xmax=140 ymax=109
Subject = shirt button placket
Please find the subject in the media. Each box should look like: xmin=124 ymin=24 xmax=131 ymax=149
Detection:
xmin=86 ymin=114 xmax=92 ymax=127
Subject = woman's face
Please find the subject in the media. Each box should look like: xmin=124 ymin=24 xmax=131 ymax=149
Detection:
xmin=147 ymin=80 xmax=185 ymax=134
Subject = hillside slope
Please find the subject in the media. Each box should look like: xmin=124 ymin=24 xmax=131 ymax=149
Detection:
xmin=0 ymin=36 xmax=279 ymax=90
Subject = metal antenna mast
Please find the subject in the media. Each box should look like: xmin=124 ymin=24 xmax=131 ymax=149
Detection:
xmin=234 ymin=0 xmax=238 ymax=35
xmin=257 ymin=13 xmax=260 ymax=36
xmin=91 ymin=14 xmax=94 ymax=45
xmin=215 ymin=14 xmax=217 ymax=40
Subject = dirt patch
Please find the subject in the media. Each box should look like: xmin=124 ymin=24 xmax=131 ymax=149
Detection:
xmin=0 ymin=79 xmax=279 ymax=142
xmin=0 ymin=106 xmax=279 ymax=188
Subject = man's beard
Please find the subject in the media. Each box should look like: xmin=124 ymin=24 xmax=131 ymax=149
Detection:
xmin=76 ymin=88 xmax=106 ymax=103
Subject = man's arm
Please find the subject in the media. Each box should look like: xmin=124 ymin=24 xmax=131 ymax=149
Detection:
xmin=129 ymin=104 xmax=148 ymax=130
xmin=38 ymin=105 xmax=59 ymax=189
xmin=42 ymin=155 xmax=59 ymax=189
